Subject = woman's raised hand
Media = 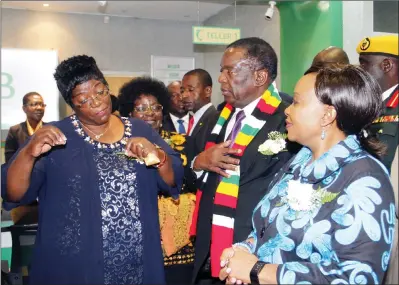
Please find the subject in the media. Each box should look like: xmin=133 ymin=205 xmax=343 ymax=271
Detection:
xmin=25 ymin=125 xmax=67 ymax=157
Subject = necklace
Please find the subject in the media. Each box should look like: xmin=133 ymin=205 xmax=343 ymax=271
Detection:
xmin=80 ymin=120 xmax=111 ymax=140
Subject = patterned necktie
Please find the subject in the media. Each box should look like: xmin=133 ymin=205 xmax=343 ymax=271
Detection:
xmin=227 ymin=110 xmax=246 ymax=147
xmin=177 ymin=119 xmax=186 ymax=134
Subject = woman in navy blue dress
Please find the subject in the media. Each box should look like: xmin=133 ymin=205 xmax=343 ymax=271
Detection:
xmin=218 ymin=65 xmax=395 ymax=284
xmin=1 ymin=55 xmax=183 ymax=285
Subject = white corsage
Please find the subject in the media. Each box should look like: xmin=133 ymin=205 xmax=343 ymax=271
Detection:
xmin=258 ymin=131 xmax=287 ymax=155
xmin=278 ymin=180 xmax=339 ymax=212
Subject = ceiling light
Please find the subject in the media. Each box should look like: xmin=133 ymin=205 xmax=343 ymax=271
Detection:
xmin=43 ymin=3 xmax=49 ymax=7
xmin=98 ymin=1 xmax=107 ymax=7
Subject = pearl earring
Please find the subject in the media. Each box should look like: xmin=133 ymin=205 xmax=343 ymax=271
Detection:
xmin=321 ymin=129 xmax=326 ymax=140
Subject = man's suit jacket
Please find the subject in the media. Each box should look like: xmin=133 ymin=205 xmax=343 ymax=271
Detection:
xmin=191 ymin=100 xmax=298 ymax=283
xmin=5 ymin=121 xmax=48 ymax=162
xmin=162 ymin=114 xmax=177 ymax=133
xmin=4 ymin=121 xmax=43 ymax=225
xmin=5 ymin=122 xmax=31 ymax=163
xmin=280 ymin=91 xmax=293 ymax=105
xmin=186 ymin=105 xmax=219 ymax=163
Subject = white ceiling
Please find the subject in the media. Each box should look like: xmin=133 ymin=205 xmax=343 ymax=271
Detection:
xmin=1 ymin=1 xmax=240 ymax=22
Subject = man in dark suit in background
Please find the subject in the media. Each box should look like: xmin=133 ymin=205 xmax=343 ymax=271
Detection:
xmin=4 ymin=91 xmax=46 ymax=225
xmin=5 ymin=92 xmax=46 ymax=162
xmin=162 ymin=80 xmax=191 ymax=134
xmin=189 ymin=38 xmax=298 ymax=284
xmin=181 ymin=69 xmax=219 ymax=161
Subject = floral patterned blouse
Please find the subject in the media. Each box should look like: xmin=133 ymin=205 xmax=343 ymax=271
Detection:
xmin=247 ymin=135 xmax=395 ymax=284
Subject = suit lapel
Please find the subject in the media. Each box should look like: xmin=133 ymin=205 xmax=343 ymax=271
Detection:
xmin=162 ymin=114 xmax=176 ymax=132
xmin=191 ymin=105 xmax=216 ymax=137
xmin=20 ymin=122 xmax=30 ymax=140
xmin=239 ymin=103 xmax=287 ymax=183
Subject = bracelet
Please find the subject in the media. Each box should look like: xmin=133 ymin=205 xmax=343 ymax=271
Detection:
xmin=250 ymin=261 xmax=268 ymax=285
xmin=155 ymin=148 xmax=167 ymax=169
xmin=233 ymin=241 xmax=253 ymax=253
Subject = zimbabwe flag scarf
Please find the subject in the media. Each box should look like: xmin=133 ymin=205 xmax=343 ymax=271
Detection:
xmin=190 ymin=83 xmax=282 ymax=277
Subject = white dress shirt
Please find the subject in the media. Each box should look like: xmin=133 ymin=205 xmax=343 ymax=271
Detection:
xmin=189 ymin=102 xmax=213 ymax=135
xmin=169 ymin=113 xmax=189 ymax=133
xmin=383 ymin=84 xmax=398 ymax=102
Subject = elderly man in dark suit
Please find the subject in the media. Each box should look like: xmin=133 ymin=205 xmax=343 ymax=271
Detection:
xmin=189 ymin=37 xmax=298 ymax=284
xmin=4 ymin=91 xmax=45 ymax=224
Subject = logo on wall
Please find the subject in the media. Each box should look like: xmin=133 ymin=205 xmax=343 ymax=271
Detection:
xmin=1 ymin=72 xmax=15 ymax=99
xmin=360 ymin=38 xmax=371 ymax=51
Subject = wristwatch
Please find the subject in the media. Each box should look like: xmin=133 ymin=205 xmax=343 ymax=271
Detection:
xmin=250 ymin=261 xmax=268 ymax=285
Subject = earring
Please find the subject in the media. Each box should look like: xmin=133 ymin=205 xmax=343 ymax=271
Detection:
xmin=321 ymin=128 xmax=326 ymax=140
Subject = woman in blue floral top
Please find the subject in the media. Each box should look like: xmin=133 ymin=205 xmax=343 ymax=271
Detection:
xmin=218 ymin=65 xmax=395 ymax=284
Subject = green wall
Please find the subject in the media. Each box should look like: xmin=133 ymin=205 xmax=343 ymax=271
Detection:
xmin=278 ymin=1 xmax=343 ymax=94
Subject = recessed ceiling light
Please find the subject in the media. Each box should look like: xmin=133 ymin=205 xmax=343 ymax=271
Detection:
xmin=43 ymin=3 xmax=50 ymax=7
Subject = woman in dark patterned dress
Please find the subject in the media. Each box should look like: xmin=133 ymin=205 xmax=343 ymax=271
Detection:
xmin=1 ymin=55 xmax=183 ymax=285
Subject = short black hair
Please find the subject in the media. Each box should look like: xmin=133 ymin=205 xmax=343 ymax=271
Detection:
xmin=227 ymin=37 xmax=278 ymax=82
xmin=183 ymin=69 xmax=213 ymax=88
xmin=53 ymin=55 xmax=107 ymax=107
xmin=22 ymin=92 xmax=41 ymax=105
xmin=118 ymin=77 xmax=169 ymax=117
xmin=315 ymin=65 xmax=385 ymax=158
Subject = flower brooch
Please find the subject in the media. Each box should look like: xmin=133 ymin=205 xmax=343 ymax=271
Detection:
xmin=277 ymin=180 xmax=339 ymax=213
xmin=258 ymin=131 xmax=287 ymax=155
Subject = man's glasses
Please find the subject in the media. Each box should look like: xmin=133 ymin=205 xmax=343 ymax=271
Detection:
xmin=134 ymin=104 xmax=163 ymax=113
xmin=75 ymin=88 xmax=110 ymax=108
xmin=25 ymin=102 xmax=46 ymax=108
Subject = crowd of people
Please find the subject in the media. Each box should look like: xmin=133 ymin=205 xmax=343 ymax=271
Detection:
xmin=1 ymin=34 xmax=398 ymax=285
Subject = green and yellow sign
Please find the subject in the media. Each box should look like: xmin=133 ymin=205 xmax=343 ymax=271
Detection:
xmin=193 ymin=26 xmax=240 ymax=45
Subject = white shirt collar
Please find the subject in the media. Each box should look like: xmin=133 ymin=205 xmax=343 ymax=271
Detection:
xmin=169 ymin=113 xmax=189 ymax=124
xmin=234 ymin=96 xmax=262 ymax=117
xmin=383 ymin=84 xmax=398 ymax=102
xmin=192 ymin=102 xmax=213 ymax=125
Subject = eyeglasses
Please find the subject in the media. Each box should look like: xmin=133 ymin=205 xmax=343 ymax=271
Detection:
xmin=25 ymin=102 xmax=46 ymax=108
xmin=134 ymin=104 xmax=163 ymax=113
xmin=74 ymin=88 xmax=110 ymax=108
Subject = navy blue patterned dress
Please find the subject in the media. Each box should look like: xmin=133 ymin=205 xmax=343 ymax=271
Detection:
xmin=246 ymin=135 xmax=395 ymax=284
xmin=1 ymin=116 xmax=183 ymax=285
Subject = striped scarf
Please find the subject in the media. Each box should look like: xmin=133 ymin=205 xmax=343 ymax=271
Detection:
xmin=190 ymin=84 xmax=282 ymax=277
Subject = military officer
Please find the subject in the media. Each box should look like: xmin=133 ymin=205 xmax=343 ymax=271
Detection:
xmin=357 ymin=35 xmax=398 ymax=173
